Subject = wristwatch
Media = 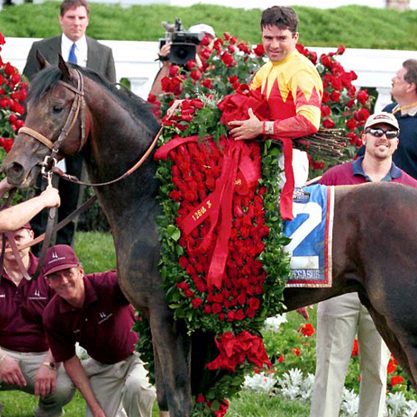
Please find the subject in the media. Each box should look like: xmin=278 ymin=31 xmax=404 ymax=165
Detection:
xmin=42 ymin=361 xmax=56 ymax=370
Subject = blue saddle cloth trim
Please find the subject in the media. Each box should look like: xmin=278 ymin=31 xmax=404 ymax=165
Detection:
xmin=283 ymin=184 xmax=333 ymax=288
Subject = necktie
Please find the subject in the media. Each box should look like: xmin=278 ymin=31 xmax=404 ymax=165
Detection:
xmin=68 ymin=43 xmax=77 ymax=64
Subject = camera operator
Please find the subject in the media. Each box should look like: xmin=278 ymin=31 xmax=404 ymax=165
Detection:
xmin=149 ymin=22 xmax=216 ymax=97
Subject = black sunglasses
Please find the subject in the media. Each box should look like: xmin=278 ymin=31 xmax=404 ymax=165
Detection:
xmin=365 ymin=127 xmax=399 ymax=139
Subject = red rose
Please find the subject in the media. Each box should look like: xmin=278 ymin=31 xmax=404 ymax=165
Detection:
xmin=321 ymin=105 xmax=331 ymax=118
xmin=322 ymin=118 xmax=335 ymax=129
xmin=220 ymin=51 xmax=235 ymax=67
xmin=0 ymin=98 xmax=9 ymax=108
xmin=299 ymin=323 xmax=315 ymax=337
xmin=202 ymin=78 xmax=212 ymax=89
xmin=330 ymin=91 xmax=341 ymax=102
xmin=190 ymin=70 xmax=202 ymax=81
xmin=253 ymin=44 xmax=265 ymax=57
xmin=186 ymin=60 xmax=197 ymax=70
xmin=278 ymin=354 xmax=285 ymax=363
xmin=191 ymin=298 xmax=203 ymax=309
xmin=336 ymin=45 xmax=346 ymax=55
xmin=390 ymin=375 xmax=405 ymax=387
xmin=351 ymin=339 xmax=359 ymax=357
xmin=0 ymin=138 xmax=14 ymax=153
xmin=387 ymin=357 xmax=397 ymax=374
xmin=357 ymin=89 xmax=369 ymax=105
xmin=346 ymin=118 xmax=357 ymax=131
xmin=169 ymin=65 xmax=180 ymax=76
xmin=237 ymin=42 xmax=250 ymax=54
xmin=291 ymin=347 xmax=301 ymax=357
xmin=10 ymin=73 xmax=21 ymax=86
xmin=4 ymin=62 xmax=15 ymax=76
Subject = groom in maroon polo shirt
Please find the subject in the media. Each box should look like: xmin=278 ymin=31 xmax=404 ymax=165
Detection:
xmin=0 ymin=224 xmax=74 ymax=417
xmin=42 ymin=244 xmax=156 ymax=417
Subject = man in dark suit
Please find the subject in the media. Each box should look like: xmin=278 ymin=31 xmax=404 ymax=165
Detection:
xmin=23 ymin=0 xmax=116 ymax=250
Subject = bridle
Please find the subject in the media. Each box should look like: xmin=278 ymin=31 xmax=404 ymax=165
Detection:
xmin=19 ymin=68 xmax=87 ymax=174
xmin=17 ymin=68 xmax=162 ymax=187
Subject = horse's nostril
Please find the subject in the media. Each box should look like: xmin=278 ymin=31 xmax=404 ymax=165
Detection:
xmin=6 ymin=162 xmax=25 ymax=185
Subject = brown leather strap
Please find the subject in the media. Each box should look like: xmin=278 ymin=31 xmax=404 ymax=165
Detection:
xmin=51 ymin=125 xmax=163 ymax=187
xmin=18 ymin=127 xmax=55 ymax=150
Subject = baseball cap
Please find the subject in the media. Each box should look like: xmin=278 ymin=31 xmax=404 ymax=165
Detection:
xmin=364 ymin=111 xmax=399 ymax=130
xmin=42 ymin=244 xmax=80 ymax=276
xmin=188 ymin=24 xmax=216 ymax=38
xmin=19 ymin=222 xmax=32 ymax=230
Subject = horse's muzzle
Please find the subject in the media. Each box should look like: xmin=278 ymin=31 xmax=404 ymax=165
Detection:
xmin=4 ymin=161 xmax=39 ymax=188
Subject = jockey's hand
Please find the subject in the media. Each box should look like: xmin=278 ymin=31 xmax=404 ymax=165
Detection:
xmin=228 ymin=108 xmax=263 ymax=141
xmin=40 ymin=185 xmax=60 ymax=208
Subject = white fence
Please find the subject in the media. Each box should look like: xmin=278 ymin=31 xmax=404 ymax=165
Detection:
xmin=3 ymin=37 xmax=417 ymax=110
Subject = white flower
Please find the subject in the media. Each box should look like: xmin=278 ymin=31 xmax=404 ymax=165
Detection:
xmin=243 ymin=372 xmax=276 ymax=393
xmin=299 ymin=373 xmax=315 ymax=400
xmin=277 ymin=368 xmax=304 ymax=400
xmin=264 ymin=314 xmax=287 ymax=332
xmin=404 ymin=399 xmax=417 ymax=417
xmin=386 ymin=392 xmax=414 ymax=417
xmin=340 ymin=388 xmax=359 ymax=417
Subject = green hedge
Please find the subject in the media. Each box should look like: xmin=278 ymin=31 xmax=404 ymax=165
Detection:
xmin=2 ymin=2 xmax=417 ymax=50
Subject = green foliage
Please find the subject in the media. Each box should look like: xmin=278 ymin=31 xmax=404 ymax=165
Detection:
xmin=2 ymin=3 xmax=417 ymax=50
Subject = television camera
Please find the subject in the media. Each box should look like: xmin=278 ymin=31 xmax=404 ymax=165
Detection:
xmin=159 ymin=18 xmax=204 ymax=66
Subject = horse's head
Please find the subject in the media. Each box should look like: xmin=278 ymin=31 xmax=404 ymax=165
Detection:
xmin=3 ymin=54 xmax=90 ymax=188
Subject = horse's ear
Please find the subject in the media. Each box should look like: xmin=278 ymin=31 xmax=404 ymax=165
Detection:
xmin=36 ymin=50 xmax=50 ymax=71
xmin=58 ymin=54 xmax=71 ymax=81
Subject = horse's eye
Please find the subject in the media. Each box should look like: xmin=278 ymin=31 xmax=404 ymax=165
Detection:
xmin=52 ymin=105 xmax=63 ymax=113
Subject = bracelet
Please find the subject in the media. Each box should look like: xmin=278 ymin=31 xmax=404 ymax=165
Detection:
xmin=157 ymin=54 xmax=170 ymax=62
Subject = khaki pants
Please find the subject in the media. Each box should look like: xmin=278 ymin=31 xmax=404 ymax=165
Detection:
xmin=0 ymin=349 xmax=75 ymax=417
xmin=82 ymin=353 xmax=156 ymax=417
xmin=309 ymin=293 xmax=390 ymax=417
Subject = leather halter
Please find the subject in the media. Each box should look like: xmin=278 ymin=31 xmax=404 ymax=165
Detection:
xmin=18 ymin=68 xmax=87 ymax=158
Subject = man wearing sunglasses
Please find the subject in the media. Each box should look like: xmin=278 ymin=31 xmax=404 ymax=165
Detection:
xmin=309 ymin=111 xmax=417 ymax=417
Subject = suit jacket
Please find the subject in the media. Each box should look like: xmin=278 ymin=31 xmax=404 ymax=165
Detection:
xmin=23 ymin=35 xmax=116 ymax=83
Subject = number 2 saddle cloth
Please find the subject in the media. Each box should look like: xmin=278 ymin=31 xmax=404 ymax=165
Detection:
xmin=283 ymin=184 xmax=335 ymax=288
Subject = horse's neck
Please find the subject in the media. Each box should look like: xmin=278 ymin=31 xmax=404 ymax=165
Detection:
xmin=83 ymin=84 xmax=155 ymax=181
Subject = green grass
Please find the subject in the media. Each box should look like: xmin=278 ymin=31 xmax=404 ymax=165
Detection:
xmin=2 ymin=2 xmax=417 ymax=50
xmin=228 ymin=391 xmax=310 ymax=417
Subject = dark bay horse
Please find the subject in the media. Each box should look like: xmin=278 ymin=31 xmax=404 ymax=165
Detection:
xmin=3 ymin=57 xmax=417 ymax=416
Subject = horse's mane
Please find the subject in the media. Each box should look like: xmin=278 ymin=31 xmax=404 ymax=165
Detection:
xmin=28 ymin=64 xmax=160 ymax=135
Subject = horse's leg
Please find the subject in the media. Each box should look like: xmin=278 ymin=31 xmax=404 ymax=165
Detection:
xmin=152 ymin=337 xmax=169 ymax=414
xmin=148 ymin=306 xmax=192 ymax=417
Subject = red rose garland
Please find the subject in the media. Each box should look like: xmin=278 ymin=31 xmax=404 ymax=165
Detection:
xmin=0 ymin=33 xmax=27 ymax=153
xmin=148 ymin=32 xmax=372 ymax=416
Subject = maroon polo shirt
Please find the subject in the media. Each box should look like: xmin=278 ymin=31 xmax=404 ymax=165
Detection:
xmin=43 ymin=271 xmax=138 ymax=364
xmin=0 ymin=253 xmax=54 ymax=352
xmin=320 ymin=157 xmax=417 ymax=188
